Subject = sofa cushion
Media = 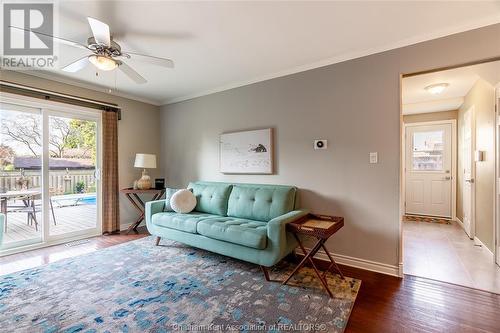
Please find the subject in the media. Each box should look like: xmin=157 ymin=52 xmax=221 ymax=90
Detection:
xmin=163 ymin=188 xmax=182 ymax=212
xmin=151 ymin=212 xmax=215 ymax=234
xmin=188 ymin=182 xmax=233 ymax=216
xmin=197 ymin=217 xmax=268 ymax=250
xmin=227 ymin=185 xmax=296 ymax=222
xmin=170 ymin=189 xmax=197 ymax=213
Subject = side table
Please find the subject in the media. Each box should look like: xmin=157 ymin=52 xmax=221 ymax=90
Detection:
xmin=120 ymin=188 xmax=165 ymax=234
xmin=283 ymin=213 xmax=345 ymax=298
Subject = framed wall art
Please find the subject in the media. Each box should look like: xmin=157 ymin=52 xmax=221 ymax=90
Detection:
xmin=219 ymin=128 xmax=273 ymax=174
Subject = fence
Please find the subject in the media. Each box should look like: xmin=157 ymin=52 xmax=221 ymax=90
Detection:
xmin=0 ymin=169 xmax=96 ymax=194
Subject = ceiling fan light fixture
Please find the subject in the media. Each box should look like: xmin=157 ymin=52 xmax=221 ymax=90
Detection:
xmin=425 ymin=83 xmax=449 ymax=95
xmin=88 ymin=55 xmax=117 ymax=71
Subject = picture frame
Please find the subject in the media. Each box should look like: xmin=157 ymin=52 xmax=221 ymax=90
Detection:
xmin=219 ymin=128 xmax=274 ymax=174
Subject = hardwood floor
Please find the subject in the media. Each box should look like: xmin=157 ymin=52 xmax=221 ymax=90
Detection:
xmin=0 ymin=230 xmax=146 ymax=276
xmin=1 ymin=229 xmax=499 ymax=332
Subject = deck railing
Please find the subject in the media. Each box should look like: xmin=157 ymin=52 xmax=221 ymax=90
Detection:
xmin=0 ymin=169 xmax=96 ymax=194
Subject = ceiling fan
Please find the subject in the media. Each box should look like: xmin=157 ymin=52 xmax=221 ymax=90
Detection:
xmin=10 ymin=17 xmax=174 ymax=84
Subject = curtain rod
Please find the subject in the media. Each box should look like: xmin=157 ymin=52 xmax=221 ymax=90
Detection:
xmin=0 ymin=80 xmax=121 ymax=119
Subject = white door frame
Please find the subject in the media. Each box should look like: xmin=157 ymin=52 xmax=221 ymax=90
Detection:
xmin=402 ymin=120 xmax=457 ymax=220
xmin=495 ymin=90 xmax=500 ymax=265
xmin=0 ymin=92 xmax=103 ymax=256
xmin=462 ymin=106 xmax=476 ymax=239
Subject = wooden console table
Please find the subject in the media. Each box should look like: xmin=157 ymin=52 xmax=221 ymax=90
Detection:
xmin=120 ymin=188 xmax=165 ymax=234
xmin=283 ymin=213 xmax=345 ymax=298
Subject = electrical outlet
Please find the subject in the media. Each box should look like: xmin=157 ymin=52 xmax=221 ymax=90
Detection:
xmin=370 ymin=152 xmax=378 ymax=164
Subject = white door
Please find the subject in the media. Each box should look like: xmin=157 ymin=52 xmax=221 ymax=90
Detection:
xmin=462 ymin=107 xmax=475 ymax=239
xmin=405 ymin=123 xmax=453 ymax=218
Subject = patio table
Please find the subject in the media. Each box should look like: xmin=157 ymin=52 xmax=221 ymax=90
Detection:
xmin=0 ymin=189 xmax=41 ymax=232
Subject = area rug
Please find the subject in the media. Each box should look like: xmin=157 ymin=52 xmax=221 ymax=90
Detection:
xmin=0 ymin=237 xmax=361 ymax=332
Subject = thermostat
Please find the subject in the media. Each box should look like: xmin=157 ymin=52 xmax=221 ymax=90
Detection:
xmin=314 ymin=140 xmax=327 ymax=150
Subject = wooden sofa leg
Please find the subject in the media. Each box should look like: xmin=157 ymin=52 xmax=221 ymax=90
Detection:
xmin=260 ymin=265 xmax=271 ymax=281
xmin=155 ymin=236 xmax=161 ymax=246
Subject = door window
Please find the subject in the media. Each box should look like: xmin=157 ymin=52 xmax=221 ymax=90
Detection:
xmin=412 ymin=130 xmax=444 ymax=171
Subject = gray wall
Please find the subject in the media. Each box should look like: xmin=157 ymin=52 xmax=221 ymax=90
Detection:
xmin=160 ymin=24 xmax=500 ymax=269
xmin=457 ymin=78 xmax=496 ymax=251
xmin=1 ymin=70 xmax=163 ymax=229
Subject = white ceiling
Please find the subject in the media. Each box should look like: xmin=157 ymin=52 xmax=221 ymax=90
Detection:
xmin=402 ymin=60 xmax=500 ymax=114
xmin=5 ymin=1 xmax=500 ymax=105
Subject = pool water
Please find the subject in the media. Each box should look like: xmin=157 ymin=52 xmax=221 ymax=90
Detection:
xmin=53 ymin=193 xmax=97 ymax=205
xmin=80 ymin=196 xmax=96 ymax=205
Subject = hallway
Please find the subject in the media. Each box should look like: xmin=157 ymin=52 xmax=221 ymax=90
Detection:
xmin=404 ymin=220 xmax=500 ymax=294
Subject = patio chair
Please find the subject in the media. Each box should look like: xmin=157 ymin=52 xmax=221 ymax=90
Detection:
xmin=16 ymin=194 xmax=57 ymax=231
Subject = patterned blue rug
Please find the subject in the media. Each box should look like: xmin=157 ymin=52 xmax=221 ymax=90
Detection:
xmin=0 ymin=237 xmax=360 ymax=332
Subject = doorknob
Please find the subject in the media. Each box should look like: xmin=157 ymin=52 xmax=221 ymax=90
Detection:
xmin=444 ymin=176 xmax=451 ymax=180
xmin=465 ymin=178 xmax=475 ymax=183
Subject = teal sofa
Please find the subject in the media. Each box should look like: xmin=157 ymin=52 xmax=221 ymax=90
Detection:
xmin=145 ymin=181 xmax=308 ymax=276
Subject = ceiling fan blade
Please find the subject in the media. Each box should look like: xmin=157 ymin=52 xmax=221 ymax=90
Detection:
xmin=118 ymin=61 xmax=147 ymax=84
xmin=87 ymin=17 xmax=111 ymax=47
xmin=123 ymin=52 xmax=174 ymax=68
xmin=9 ymin=25 xmax=89 ymax=50
xmin=61 ymin=56 xmax=90 ymax=72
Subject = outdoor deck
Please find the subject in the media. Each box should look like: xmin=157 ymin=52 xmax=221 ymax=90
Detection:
xmin=2 ymin=204 xmax=97 ymax=246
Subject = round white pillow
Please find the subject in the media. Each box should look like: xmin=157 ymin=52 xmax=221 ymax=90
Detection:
xmin=170 ymin=189 xmax=197 ymax=213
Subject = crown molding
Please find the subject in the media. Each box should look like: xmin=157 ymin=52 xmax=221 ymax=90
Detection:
xmin=162 ymin=15 xmax=500 ymax=106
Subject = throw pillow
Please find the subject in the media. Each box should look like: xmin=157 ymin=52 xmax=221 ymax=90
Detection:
xmin=164 ymin=188 xmax=182 ymax=211
xmin=170 ymin=189 xmax=197 ymax=213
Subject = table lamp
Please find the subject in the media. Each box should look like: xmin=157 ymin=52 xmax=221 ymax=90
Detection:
xmin=134 ymin=153 xmax=156 ymax=190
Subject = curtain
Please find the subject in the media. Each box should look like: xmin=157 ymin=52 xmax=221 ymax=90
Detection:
xmin=102 ymin=111 xmax=120 ymax=234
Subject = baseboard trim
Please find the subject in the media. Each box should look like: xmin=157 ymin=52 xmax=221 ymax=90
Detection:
xmin=120 ymin=221 xmax=145 ymax=232
xmin=455 ymin=217 xmax=465 ymax=229
xmin=296 ymin=247 xmax=400 ymax=278
xmin=474 ymin=236 xmax=494 ymax=258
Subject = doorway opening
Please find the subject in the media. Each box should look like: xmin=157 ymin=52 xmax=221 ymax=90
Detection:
xmin=400 ymin=60 xmax=500 ymax=293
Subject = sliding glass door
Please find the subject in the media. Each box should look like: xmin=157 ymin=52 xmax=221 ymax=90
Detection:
xmin=0 ymin=103 xmax=44 ymax=249
xmin=47 ymin=112 xmax=100 ymax=240
xmin=0 ymin=98 xmax=101 ymax=253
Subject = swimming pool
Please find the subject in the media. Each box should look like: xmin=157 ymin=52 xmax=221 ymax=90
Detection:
xmin=79 ymin=196 xmax=96 ymax=205
xmin=52 ymin=193 xmax=97 ymax=206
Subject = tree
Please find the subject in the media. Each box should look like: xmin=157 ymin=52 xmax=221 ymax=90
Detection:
xmin=65 ymin=120 xmax=97 ymax=159
xmin=0 ymin=144 xmax=15 ymax=170
xmin=48 ymin=117 xmax=72 ymax=158
xmin=1 ymin=114 xmax=79 ymax=158
xmin=1 ymin=114 xmax=42 ymax=157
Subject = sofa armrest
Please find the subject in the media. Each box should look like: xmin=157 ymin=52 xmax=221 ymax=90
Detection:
xmin=145 ymin=200 xmax=165 ymax=228
xmin=267 ymin=209 xmax=309 ymax=245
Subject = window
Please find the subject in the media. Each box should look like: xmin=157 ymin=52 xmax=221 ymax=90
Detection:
xmin=412 ymin=130 xmax=444 ymax=171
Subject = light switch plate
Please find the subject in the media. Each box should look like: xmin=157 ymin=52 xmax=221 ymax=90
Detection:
xmin=370 ymin=152 xmax=378 ymax=164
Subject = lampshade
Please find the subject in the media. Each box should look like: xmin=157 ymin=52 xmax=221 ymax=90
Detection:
xmin=134 ymin=153 xmax=157 ymax=169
